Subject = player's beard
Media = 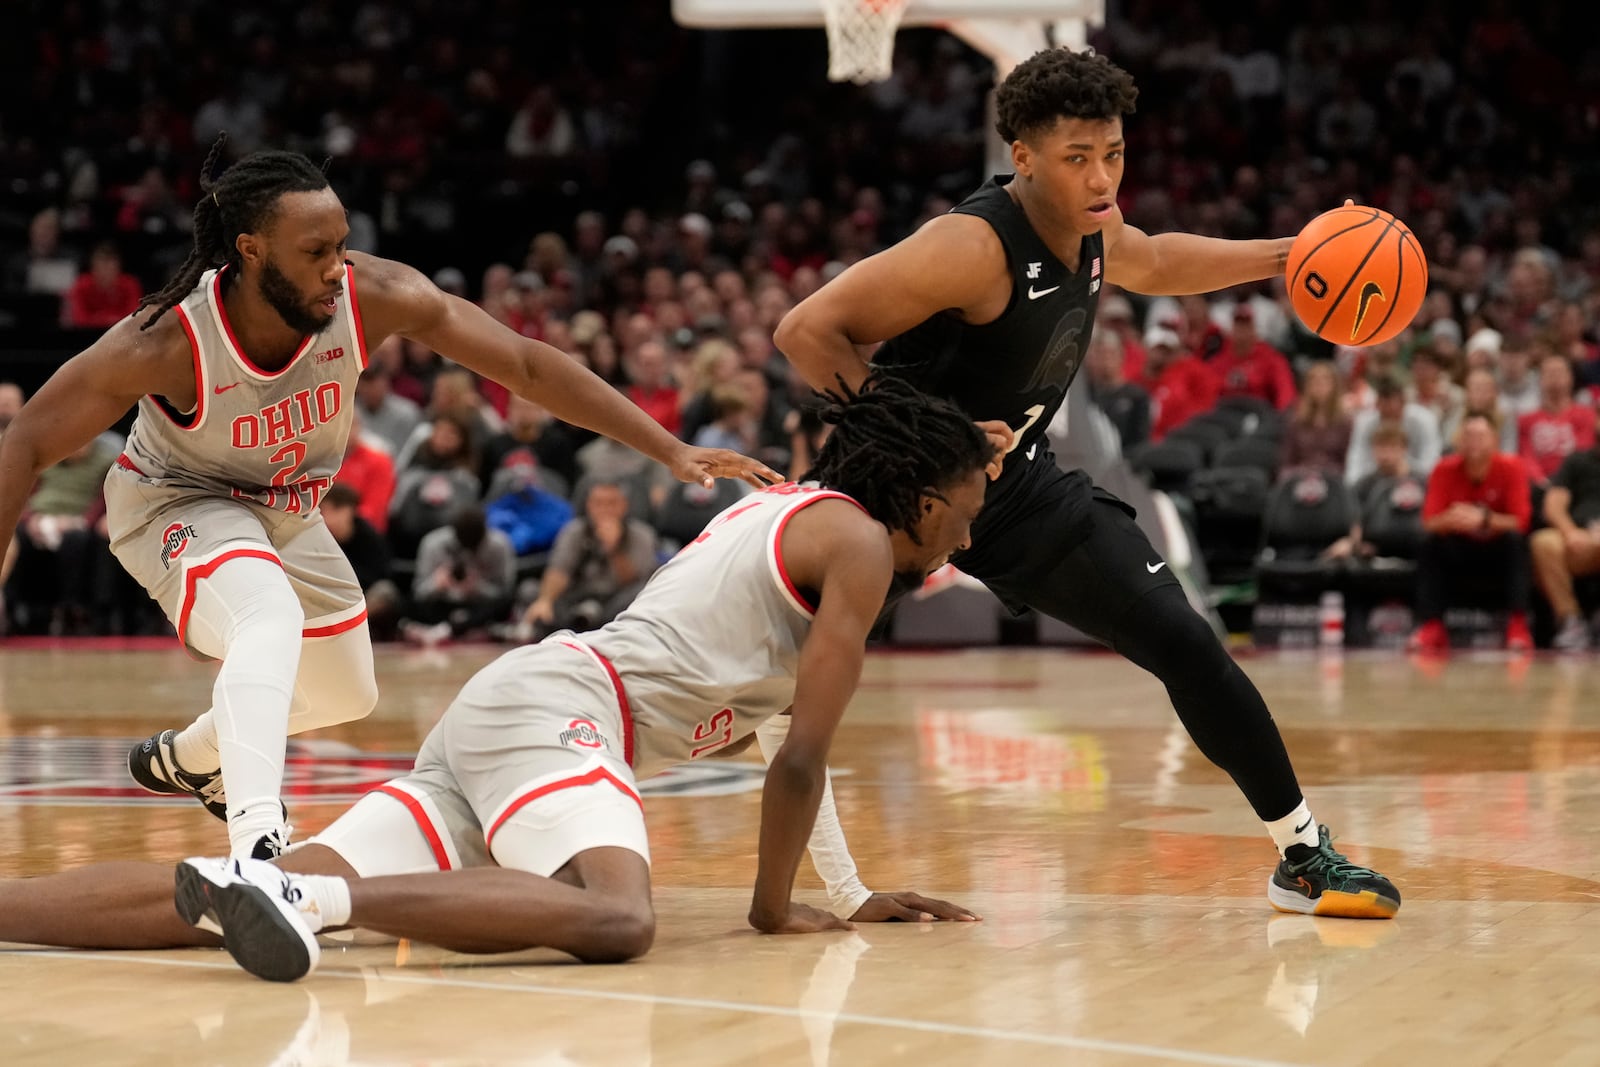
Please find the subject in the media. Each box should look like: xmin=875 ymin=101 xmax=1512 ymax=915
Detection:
xmin=259 ymin=257 xmax=334 ymax=336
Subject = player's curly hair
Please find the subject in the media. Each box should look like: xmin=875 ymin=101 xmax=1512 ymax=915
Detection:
xmin=994 ymin=47 xmax=1139 ymax=144
xmin=801 ymin=375 xmax=993 ymax=544
xmin=136 ymin=134 xmax=332 ymax=330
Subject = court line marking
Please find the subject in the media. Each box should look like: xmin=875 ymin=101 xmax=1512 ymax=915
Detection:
xmin=13 ymin=949 xmax=1311 ymax=1067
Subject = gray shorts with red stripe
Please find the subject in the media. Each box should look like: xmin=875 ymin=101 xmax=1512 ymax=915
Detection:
xmin=103 ymin=463 xmax=366 ymax=657
xmin=305 ymin=638 xmax=649 ymax=878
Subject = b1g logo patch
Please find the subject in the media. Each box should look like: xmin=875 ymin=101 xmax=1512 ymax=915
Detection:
xmin=160 ymin=522 xmax=197 ymax=569
xmin=559 ymin=718 xmax=607 ymax=750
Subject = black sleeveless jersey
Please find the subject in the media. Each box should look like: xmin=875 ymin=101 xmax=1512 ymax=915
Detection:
xmin=873 ymin=175 xmax=1105 ymax=491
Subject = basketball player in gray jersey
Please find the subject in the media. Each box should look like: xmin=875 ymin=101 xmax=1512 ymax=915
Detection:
xmin=0 ymin=378 xmax=992 ymax=982
xmin=0 ymin=137 xmax=778 ymax=863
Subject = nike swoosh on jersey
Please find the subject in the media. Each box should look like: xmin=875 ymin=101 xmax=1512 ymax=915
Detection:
xmin=1027 ymin=285 xmax=1061 ymax=300
xmin=1146 ymin=561 xmax=1167 ymax=573
xmin=214 ymin=382 xmax=241 ymax=394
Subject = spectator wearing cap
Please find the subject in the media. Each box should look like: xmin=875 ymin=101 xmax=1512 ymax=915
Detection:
xmin=1531 ymin=435 xmax=1600 ymax=651
xmin=1209 ymin=303 xmax=1298 ymax=411
xmin=1086 ymin=329 xmax=1151 ymax=451
xmin=1346 ymin=374 xmax=1441 ymax=485
xmin=1462 ymin=326 xmax=1503 ymax=373
xmin=1518 ymin=350 xmax=1596 ymax=484
xmin=1280 ymin=360 xmax=1351 ymax=478
xmin=1408 ymin=412 xmax=1533 ymax=654
xmin=1136 ymin=325 xmax=1218 ymax=440
xmin=672 ymin=213 xmax=719 ymax=274
xmin=1097 ymin=293 xmax=1147 ymax=380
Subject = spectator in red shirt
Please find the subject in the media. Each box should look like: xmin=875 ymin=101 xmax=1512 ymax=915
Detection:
xmin=1517 ymin=353 xmax=1596 ymax=483
xmin=1138 ymin=326 xmax=1218 ymax=440
xmin=1208 ymin=304 xmax=1298 ymax=411
xmin=62 ymin=242 xmax=142 ymax=329
xmin=1409 ymin=413 xmax=1533 ymax=653
xmin=624 ymin=339 xmax=681 ymax=436
xmin=335 ymin=412 xmax=398 ymax=534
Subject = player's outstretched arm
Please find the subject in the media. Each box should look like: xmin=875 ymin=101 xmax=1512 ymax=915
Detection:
xmin=0 ymin=316 xmax=191 ymax=568
xmin=774 ymin=214 xmax=1008 ymax=398
xmin=748 ymin=504 xmax=891 ymax=935
xmin=350 ymin=252 xmax=779 ymax=490
xmin=1103 ymin=210 xmax=1293 ymax=297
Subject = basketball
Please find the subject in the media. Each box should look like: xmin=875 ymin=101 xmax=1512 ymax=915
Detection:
xmin=1285 ymin=205 xmax=1428 ymax=347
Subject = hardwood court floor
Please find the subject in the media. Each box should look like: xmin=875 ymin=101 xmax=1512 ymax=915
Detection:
xmin=2 ymin=641 xmax=1599 ymax=1066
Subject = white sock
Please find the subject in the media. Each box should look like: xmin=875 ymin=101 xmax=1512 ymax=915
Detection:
xmin=1265 ymin=800 xmax=1320 ymax=856
xmin=293 ymin=874 xmax=352 ymax=932
xmin=172 ymin=712 xmax=221 ymax=774
xmin=228 ymin=796 xmax=288 ymax=859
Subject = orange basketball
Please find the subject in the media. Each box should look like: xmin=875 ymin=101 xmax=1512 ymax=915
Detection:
xmin=1285 ymin=205 xmax=1427 ymax=347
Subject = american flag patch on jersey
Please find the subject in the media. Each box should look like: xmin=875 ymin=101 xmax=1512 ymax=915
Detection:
xmin=1091 ymin=257 xmax=1101 ymax=277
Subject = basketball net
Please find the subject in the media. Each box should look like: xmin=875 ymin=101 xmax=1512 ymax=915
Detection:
xmin=820 ymin=0 xmax=909 ymax=84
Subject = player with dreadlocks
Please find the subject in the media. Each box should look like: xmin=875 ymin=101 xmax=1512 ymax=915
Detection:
xmin=0 ymin=136 xmax=779 ymax=864
xmin=0 ymin=374 xmax=992 ymax=982
xmin=778 ymin=48 xmax=1402 ymax=919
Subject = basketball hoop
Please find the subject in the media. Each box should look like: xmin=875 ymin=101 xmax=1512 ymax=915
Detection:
xmin=819 ymin=0 xmax=909 ymax=84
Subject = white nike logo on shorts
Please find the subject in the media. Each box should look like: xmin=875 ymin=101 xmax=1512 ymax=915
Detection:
xmin=1146 ymin=561 xmax=1167 ymax=574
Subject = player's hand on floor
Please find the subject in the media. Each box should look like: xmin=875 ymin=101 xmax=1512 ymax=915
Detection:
xmin=850 ymin=891 xmax=981 ymax=923
xmin=973 ymin=420 xmax=1013 ymax=479
xmin=749 ymin=901 xmax=855 ymax=935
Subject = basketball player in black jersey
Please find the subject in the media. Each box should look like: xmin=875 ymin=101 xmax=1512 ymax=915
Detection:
xmin=776 ymin=48 xmax=1400 ymax=919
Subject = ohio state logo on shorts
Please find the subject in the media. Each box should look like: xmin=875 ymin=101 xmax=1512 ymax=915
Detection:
xmin=558 ymin=718 xmax=607 ymax=751
xmin=160 ymin=522 xmax=197 ymax=570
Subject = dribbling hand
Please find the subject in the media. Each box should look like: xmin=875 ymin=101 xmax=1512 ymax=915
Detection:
xmin=973 ymin=420 xmax=1014 ymax=480
xmin=850 ymin=891 xmax=981 ymax=923
xmin=748 ymin=901 xmax=855 ymax=935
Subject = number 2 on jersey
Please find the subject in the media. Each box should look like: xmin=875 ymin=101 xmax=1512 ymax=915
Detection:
xmin=268 ymin=442 xmax=307 ymax=486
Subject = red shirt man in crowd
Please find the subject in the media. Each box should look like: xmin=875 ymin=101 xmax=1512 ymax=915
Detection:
xmin=1208 ymin=304 xmax=1297 ymax=411
xmin=1409 ymin=412 xmax=1533 ymax=653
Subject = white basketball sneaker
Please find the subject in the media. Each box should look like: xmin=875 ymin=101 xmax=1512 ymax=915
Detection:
xmin=175 ymin=857 xmax=322 ymax=982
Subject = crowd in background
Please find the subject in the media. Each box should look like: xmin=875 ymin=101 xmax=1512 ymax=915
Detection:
xmin=3 ymin=0 xmax=1600 ymax=647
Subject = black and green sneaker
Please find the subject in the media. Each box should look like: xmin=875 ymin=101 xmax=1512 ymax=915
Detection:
xmin=1268 ymin=825 xmax=1400 ymax=919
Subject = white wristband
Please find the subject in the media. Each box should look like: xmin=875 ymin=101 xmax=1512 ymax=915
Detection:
xmin=754 ymin=715 xmax=873 ymax=915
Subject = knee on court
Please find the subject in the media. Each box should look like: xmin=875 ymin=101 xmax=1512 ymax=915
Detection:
xmin=566 ymin=894 xmax=655 ymax=963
